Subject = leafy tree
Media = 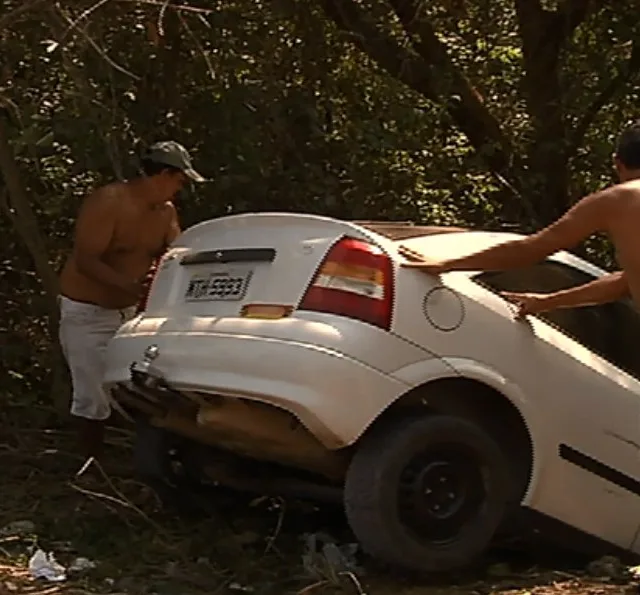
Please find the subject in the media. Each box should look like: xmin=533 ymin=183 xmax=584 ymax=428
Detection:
xmin=0 ymin=0 xmax=638 ymax=402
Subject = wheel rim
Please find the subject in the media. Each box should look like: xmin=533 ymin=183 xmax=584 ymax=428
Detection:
xmin=397 ymin=443 xmax=488 ymax=544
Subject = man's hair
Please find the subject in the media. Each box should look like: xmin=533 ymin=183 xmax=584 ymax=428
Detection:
xmin=140 ymin=158 xmax=182 ymax=177
xmin=615 ymin=120 xmax=640 ymax=169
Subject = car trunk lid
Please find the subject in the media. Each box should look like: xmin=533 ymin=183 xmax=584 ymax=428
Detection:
xmin=142 ymin=213 xmax=399 ymax=318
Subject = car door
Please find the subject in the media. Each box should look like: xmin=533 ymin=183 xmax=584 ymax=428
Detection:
xmin=476 ymin=259 xmax=640 ymax=552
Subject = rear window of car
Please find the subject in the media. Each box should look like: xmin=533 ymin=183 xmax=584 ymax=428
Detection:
xmin=475 ymin=261 xmax=640 ymax=380
xmin=354 ymin=222 xmax=468 ymax=242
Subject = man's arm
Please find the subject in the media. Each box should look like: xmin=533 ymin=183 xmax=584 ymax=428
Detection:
xmin=164 ymin=202 xmax=181 ymax=247
xmin=145 ymin=203 xmax=182 ymax=287
xmin=401 ymin=190 xmax=612 ymax=274
xmin=73 ymin=190 xmax=141 ymax=296
xmin=502 ymin=271 xmax=629 ymax=317
xmin=151 ymin=202 xmax=181 ymax=261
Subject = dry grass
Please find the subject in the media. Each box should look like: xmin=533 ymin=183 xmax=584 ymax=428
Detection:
xmin=0 ymin=412 xmax=638 ymax=595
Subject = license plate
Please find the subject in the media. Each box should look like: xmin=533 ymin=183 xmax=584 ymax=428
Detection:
xmin=184 ymin=269 xmax=253 ymax=302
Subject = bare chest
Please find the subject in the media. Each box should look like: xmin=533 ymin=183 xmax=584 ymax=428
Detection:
xmin=110 ymin=209 xmax=169 ymax=257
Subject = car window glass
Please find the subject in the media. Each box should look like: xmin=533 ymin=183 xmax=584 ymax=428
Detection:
xmin=475 ymin=261 xmax=640 ymax=379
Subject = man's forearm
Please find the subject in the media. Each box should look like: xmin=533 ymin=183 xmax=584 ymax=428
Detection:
xmin=539 ymin=271 xmax=628 ymax=311
xmin=445 ymin=240 xmax=544 ymax=272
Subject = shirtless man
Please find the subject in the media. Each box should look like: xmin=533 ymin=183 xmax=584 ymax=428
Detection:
xmin=400 ymin=121 xmax=640 ymax=317
xmin=59 ymin=141 xmax=204 ymax=459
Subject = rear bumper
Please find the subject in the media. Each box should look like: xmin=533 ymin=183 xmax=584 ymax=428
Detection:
xmin=103 ymin=327 xmax=409 ymax=448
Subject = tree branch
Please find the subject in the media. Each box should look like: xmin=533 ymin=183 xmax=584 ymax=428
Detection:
xmin=319 ymin=0 xmax=516 ymax=182
xmin=51 ymin=5 xmax=140 ymax=79
xmin=388 ymin=0 xmax=512 ymax=165
xmin=569 ymin=41 xmax=640 ymax=152
xmin=113 ymin=0 xmax=216 ymax=15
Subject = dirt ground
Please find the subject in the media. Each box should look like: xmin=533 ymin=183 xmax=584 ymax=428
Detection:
xmin=0 ymin=415 xmax=638 ymax=595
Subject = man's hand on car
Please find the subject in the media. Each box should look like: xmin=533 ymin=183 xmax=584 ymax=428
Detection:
xmin=398 ymin=245 xmax=449 ymax=276
xmin=501 ymin=291 xmax=548 ymax=319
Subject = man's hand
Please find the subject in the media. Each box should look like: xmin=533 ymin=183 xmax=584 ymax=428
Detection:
xmin=398 ymin=245 xmax=450 ymax=276
xmin=501 ymin=291 xmax=549 ymax=319
xmin=501 ymin=271 xmax=628 ymax=319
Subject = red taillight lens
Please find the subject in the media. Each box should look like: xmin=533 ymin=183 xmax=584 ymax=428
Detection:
xmin=136 ymin=262 xmax=160 ymax=314
xmin=298 ymin=237 xmax=394 ymax=330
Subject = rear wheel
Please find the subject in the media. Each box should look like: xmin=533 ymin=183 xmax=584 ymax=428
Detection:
xmin=344 ymin=414 xmax=511 ymax=573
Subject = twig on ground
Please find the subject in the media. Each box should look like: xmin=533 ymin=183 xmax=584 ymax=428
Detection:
xmin=69 ymin=482 xmax=133 ymax=509
xmin=9 ymin=428 xmax=73 ymax=435
xmin=105 ymin=426 xmax=135 ymax=442
xmin=115 ymin=477 xmax=163 ymax=510
xmin=296 ymin=580 xmax=329 ymax=595
xmin=75 ymin=456 xmax=94 ymax=478
xmin=339 ymin=571 xmax=365 ymax=594
xmin=71 ymin=458 xmax=168 ymax=537
xmin=264 ymin=497 xmax=285 ymax=555
xmin=552 ymin=570 xmax=581 ymax=579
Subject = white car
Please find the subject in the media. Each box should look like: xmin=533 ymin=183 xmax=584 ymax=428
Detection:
xmin=103 ymin=213 xmax=640 ymax=572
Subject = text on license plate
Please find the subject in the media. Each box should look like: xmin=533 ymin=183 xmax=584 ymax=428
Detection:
xmin=184 ymin=269 xmax=253 ymax=302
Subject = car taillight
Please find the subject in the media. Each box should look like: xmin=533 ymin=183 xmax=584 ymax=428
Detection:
xmin=298 ymin=237 xmax=394 ymax=330
xmin=136 ymin=261 xmax=160 ymax=314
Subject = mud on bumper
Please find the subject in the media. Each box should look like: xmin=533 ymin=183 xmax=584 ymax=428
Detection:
xmin=110 ymin=360 xmax=198 ymax=420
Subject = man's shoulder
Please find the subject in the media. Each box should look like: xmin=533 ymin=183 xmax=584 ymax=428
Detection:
xmin=572 ymin=184 xmax=626 ymax=213
xmin=614 ymin=179 xmax=640 ymax=200
xmin=92 ymin=181 xmax=128 ymax=201
xmin=81 ymin=182 xmax=128 ymax=212
xmin=569 ymin=182 xmax=640 ymax=230
xmin=584 ymin=182 xmax=640 ymax=215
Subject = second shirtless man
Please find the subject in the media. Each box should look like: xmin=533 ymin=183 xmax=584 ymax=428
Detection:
xmin=401 ymin=120 xmax=640 ymax=318
xmin=58 ymin=141 xmax=204 ymax=459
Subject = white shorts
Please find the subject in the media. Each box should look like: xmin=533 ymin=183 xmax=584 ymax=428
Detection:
xmin=58 ymin=296 xmax=136 ymax=420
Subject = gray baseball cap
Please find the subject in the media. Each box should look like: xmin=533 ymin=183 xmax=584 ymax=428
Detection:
xmin=142 ymin=140 xmax=205 ymax=182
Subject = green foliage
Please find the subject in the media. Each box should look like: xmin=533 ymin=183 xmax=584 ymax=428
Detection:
xmin=1 ymin=0 xmax=640 ymax=402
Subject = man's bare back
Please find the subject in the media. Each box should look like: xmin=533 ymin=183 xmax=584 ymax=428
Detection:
xmin=606 ymin=181 xmax=640 ymax=305
xmin=60 ymin=182 xmax=180 ymax=309
xmin=399 ymin=120 xmax=640 ymax=317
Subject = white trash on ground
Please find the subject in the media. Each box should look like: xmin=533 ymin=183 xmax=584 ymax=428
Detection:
xmin=28 ymin=548 xmax=97 ymax=582
xmin=28 ymin=549 xmax=66 ymax=582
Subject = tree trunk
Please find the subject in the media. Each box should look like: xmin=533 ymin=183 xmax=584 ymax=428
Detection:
xmin=0 ymin=108 xmax=69 ymax=411
xmin=515 ymin=1 xmax=570 ymax=225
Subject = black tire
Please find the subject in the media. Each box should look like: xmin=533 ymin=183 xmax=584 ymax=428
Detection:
xmin=344 ymin=413 xmax=511 ymax=573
